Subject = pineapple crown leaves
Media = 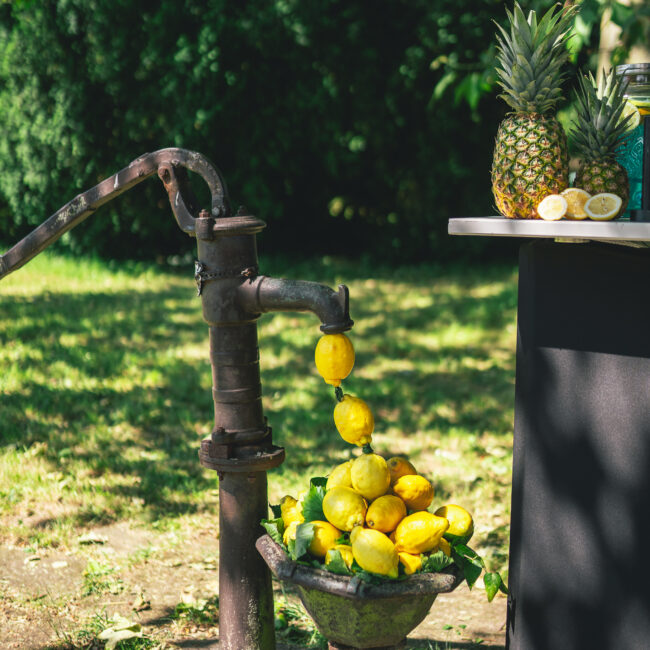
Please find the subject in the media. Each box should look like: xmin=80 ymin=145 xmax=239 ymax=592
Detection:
xmin=494 ymin=2 xmax=577 ymax=113
xmin=570 ymin=68 xmax=634 ymax=159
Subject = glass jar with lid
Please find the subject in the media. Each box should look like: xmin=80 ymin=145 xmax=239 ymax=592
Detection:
xmin=616 ymin=63 xmax=650 ymax=218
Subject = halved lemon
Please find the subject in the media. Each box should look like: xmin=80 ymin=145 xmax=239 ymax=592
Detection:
xmin=584 ymin=193 xmax=623 ymax=221
xmin=620 ymin=99 xmax=641 ymax=132
xmin=561 ymin=188 xmax=591 ymax=220
xmin=537 ymin=194 xmax=567 ymax=221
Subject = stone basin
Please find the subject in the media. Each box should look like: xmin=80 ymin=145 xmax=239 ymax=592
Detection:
xmin=256 ymin=534 xmax=463 ymax=649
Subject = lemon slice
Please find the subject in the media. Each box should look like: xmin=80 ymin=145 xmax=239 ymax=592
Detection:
xmin=584 ymin=193 xmax=623 ymax=221
xmin=561 ymin=188 xmax=591 ymax=220
xmin=620 ymin=99 xmax=641 ymax=132
xmin=537 ymin=194 xmax=567 ymax=221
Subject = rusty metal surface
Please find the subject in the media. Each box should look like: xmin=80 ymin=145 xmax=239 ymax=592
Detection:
xmin=0 ymin=147 xmax=229 ymax=280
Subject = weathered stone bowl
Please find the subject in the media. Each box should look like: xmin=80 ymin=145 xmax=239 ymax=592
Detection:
xmin=256 ymin=534 xmax=463 ymax=649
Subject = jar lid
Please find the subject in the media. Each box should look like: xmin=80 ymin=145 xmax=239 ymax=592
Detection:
xmin=616 ymin=63 xmax=650 ymax=81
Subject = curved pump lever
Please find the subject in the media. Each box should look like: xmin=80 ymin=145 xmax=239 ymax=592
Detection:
xmin=0 ymin=147 xmax=230 ymax=281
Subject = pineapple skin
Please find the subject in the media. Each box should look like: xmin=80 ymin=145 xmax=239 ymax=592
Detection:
xmin=492 ymin=112 xmax=569 ymax=219
xmin=575 ymin=158 xmax=629 ymax=218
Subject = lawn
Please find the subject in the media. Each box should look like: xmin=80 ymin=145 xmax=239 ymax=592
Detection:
xmin=0 ymin=250 xmax=517 ymax=648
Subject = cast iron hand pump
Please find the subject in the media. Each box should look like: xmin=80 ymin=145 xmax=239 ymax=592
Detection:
xmin=0 ymin=148 xmax=353 ymax=649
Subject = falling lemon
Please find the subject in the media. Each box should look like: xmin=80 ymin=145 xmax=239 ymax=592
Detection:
xmin=350 ymin=526 xmax=399 ymax=578
xmin=584 ymin=193 xmax=623 ymax=221
xmin=308 ymin=520 xmax=342 ymax=558
xmin=537 ymin=193 xmax=567 ymax=221
xmin=322 ymin=486 xmax=368 ymax=531
xmin=366 ymin=494 xmax=407 ymax=533
xmin=333 ymin=395 xmax=374 ymax=446
xmin=561 ymin=188 xmax=591 ymax=220
xmin=392 ymin=474 xmax=434 ymax=511
xmin=351 ymin=453 xmax=391 ymax=501
xmin=434 ymin=504 xmax=474 ymax=544
xmin=393 ymin=512 xmax=449 ymax=554
xmin=387 ymin=457 xmax=417 ymax=485
xmin=314 ymin=333 xmax=355 ymax=387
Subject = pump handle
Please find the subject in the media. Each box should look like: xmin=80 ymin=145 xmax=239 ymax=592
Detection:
xmin=0 ymin=148 xmax=230 ymax=281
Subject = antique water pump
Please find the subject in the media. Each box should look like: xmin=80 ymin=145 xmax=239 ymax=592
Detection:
xmin=0 ymin=148 xmax=353 ymax=649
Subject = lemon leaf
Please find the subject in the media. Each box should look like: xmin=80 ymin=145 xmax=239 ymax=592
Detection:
xmin=293 ymin=522 xmax=315 ymax=560
xmin=451 ymin=545 xmax=484 ymax=589
xmin=422 ymin=550 xmax=453 ymax=573
xmin=269 ymin=503 xmax=282 ymax=519
xmin=261 ymin=518 xmax=285 ymax=546
xmin=483 ymin=571 xmax=509 ymax=602
xmin=325 ymin=549 xmax=352 ymax=576
xmin=301 ymin=477 xmax=327 ymax=522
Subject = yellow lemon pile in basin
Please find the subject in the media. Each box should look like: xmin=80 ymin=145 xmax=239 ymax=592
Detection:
xmin=261 ymin=332 xmax=507 ymax=601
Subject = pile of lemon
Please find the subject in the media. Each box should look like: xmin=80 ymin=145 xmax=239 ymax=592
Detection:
xmin=264 ymin=333 xmax=480 ymax=584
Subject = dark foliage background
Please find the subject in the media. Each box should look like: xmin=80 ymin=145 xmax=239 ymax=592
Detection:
xmin=0 ymin=0 xmax=646 ymax=263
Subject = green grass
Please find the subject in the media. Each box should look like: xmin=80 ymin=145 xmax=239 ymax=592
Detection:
xmin=0 ymin=249 xmax=516 ymax=644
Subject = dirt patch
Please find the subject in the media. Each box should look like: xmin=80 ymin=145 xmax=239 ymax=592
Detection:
xmin=1 ymin=523 xmax=505 ymax=649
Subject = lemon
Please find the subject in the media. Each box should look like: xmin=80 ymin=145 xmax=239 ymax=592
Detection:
xmin=351 ymin=453 xmax=391 ymax=501
xmin=620 ymin=99 xmax=641 ymax=132
xmin=314 ymin=333 xmax=355 ymax=387
xmin=283 ymin=520 xmax=299 ymax=546
xmin=398 ymin=551 xmax=422 ymax=575
xmin=350 ymin=526 xmax=399 ymax=578
xmin=392 ymin=474 xmax=434 ymax=511
xmin=365 ymin=494 xmax=407 ymax=533
xmin=584 ymin=193 xmax=623 ymax=221
xmin=326 ymin=543 xmax=354 ymax=570
xmin=280 ymin=495 xmax=304 ymax=527
xmin=322 ymin=486 xmax=368 ymax=531
xmin=387 ymin=456 xmax=417 ymax=485
xmin=333 ymin=395 xmax=374 ymax=446
xmin=537 ymin=193 xmax=567 ymax=221
xmin=308 ymin=520 xmax=342 ymax=558
xmin=393 ymin=512 xmax=449 ymax=554
xmin=434 ymin=504 xmax=474 ymax=544
xmin=326 ymin=460 xmax=353 ymax=491
xmin=438 ymin=537 xmax=452 ymax=557
xmin=561 ymin=188 xmax=591 ymax=220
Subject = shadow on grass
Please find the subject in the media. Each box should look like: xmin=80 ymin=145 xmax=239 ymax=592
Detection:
xmin=1 ymin=259 xmax=517 ymax=527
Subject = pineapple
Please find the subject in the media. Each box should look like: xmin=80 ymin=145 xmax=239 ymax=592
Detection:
xmin=491 ymin=3 xmax=576 ymax=219
xmin=571 ymin=69 xmax=632 ymax=217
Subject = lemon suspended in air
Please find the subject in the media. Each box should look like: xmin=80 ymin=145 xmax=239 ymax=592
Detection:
xmin=322 ymin=486 xmax=368 ymax=531
xmin=351 ymin=453 xmax=391 ymax=501
xmin=350 ymin=526 xmax=399 ymax=578
xmin=308 ymin=520 xmax=342 ymax=558
xmin=326 ymin=459 xmax=353 ymax=491
xmin=561 ymin=188 xmax=591 ymax=220
xmin=392 ymin=474 xmax=434 ymax=511
xmin=325 ymin=543 xmax=354 ymax=570
xmin=398 ymin=551 xmax=422 ymax=575
xmin=393 ymin=511 xmax=449 ymax=554
xmin=584 ymin=193 xmax=623 ymax=221
xmin=333 ymin=395 xmax=374 ymax=446
xmin=315 ymin=333 xmax=355 ymax=386
xmin=537 ymin=193 xmax=567 ymax=221
xmin=387 ymin=456 xmax=418 ymax=485
xmin=366 ymin=494 xmax=407 ymax=533
xmin=434 ymin=504 xmax=474 ymax=544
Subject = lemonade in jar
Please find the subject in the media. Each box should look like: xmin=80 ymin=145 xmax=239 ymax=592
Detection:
xmin=616 ymin=63 xmax=650 ymax=217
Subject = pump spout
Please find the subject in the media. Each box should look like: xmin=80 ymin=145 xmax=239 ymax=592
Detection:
xmin=239 ymin=276 xmax=353 ymax=334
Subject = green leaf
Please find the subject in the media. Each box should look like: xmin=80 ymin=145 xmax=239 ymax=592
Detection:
xmin=483 ymin=571 xmax=508 ymax=602
xmin=269 ymin=503 xmax=282 ymax=519
xmin=261 ymin=518 xmax=285 ymax=546
xmin=292 ymin=522 xmax=315 ymax=560
xmin=422 ymin=550 xmax=453 ymax=573
xmin=324 ymin=549 xmax=352 ymax=576
xmin=451 ymin=544 xmax=485 ymax=590
xmin=301 ymin=477 xmax=327 ymax=522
